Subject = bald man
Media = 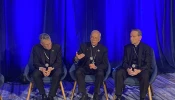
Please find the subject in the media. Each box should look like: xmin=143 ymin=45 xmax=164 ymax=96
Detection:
xmin=74 ymin=30 xmax=108 ymax=100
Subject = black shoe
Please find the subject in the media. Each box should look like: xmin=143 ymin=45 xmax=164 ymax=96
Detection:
xmin=41 ymin=94 xmax=47 ymax=100
xmin=115 ymin=98 xmax=121 ymax=100
xmin=48 ymin=95 xmax=54 ymax=100
xmin=93 ymin=93 xmax=99 ymax=100
xmin=80 ymin=93 xmax=88 ymax=100
xmin=140 ymin=98 xmax=145 ymax=100
xmin=115 ymin=95 xmax=121 ymax=100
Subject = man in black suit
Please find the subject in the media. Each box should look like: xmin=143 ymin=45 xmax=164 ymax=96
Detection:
xmin=74 ymin=30 xmax=108 ymax=100
xmin=114 ymin=29 xmax=152 ymax=100
xmin=32 ymin=33 xmax=63 ymax=100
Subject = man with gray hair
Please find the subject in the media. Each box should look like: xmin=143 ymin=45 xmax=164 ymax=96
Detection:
xmin=32 ymin=33 xmax=63 ymax=100
xmin=74 ymin=30 xmax=108 ymax=100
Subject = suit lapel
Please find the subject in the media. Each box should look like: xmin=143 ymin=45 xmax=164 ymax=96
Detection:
xmin=40 ymin=49 xmax=45 ymax=65
xmin=86 ymin=43 xmax=91 ymax=57
xmin=138 ymin=42 xmax=143 ymax=67
xmin=95 ymin=44 xmax=100 ymax=59
xmin=129 ymin=45 xmax=133 ymax=66
xmin=50 ymin=48 xmax=55 ymax=65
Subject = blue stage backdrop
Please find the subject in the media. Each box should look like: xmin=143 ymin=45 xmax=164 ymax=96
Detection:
xmin=0 ymin=0 xmax=175 ymax=81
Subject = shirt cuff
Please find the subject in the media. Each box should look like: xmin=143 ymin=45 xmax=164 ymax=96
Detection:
xmin=39 ymin=67 xmax=44 ymax=71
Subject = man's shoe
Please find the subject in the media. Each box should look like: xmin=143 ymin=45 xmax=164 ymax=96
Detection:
xmin=115 ymin=97 xmax=121 ymax=100
xmin=47 ymin=95 xmax=54 ymax=100
xmin=80 ymin=93 xmax=88 ymax=100
xmin=93 ymin=93 xmax=99 ymax=100
xmin=41 ymin=94 xmax=47 ymax=100
xmin=114 ymin=95 xmax=121 ymax=100
xmin=140 ymin=98 xmax=145 ymax=100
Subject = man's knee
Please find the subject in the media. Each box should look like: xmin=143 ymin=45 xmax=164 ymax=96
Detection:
xmin=115 ymin=68 xmax=125 ymax=77
xmin=75 ymin=68 xmax=84 ymax=76
xmin=52 ymin=68 xmax=63 ymax=77
xmin=96 ymin=70 xmax=105 ymax=77
xmin=139 ymin=70 xmax=149 ymax=81
xmin=32 ymin=70 xmax=42 ymax=78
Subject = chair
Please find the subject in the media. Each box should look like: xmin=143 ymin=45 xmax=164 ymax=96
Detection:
xmin=0 ymin=73 xmax=4 ymax=100
xmin=112 ymin=49 xmax=157 ymax=100
xmin=24 ymin=64 xmax=67 ymax=100
xmin=69 ymin=62 xmax=111 ymax=100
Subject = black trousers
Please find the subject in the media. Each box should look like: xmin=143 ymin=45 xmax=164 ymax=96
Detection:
xmin=115 ymin=68 xmax=150 ymax=99
xmin=75 ymin=67 xmax=105 ymax=94
xmin=32 ymin=67 xmax=63 ymax=97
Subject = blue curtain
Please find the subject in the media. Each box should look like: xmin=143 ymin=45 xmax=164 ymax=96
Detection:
xmin=0 ymin=0 xmax=175 ymax=81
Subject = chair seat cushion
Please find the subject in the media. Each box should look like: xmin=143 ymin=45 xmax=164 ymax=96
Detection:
xmin=85 ymin=75 xmax=95 ymax=83
xmin=124 ymin=77 xmax=139 ymax=86
xmin=43 ymin=77 xmax=52 ymax=83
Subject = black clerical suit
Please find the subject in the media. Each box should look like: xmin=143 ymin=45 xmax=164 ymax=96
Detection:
xmin=32 ymin=44 xmax=63 ymax=97
xmin=115 ymin=42 xmax=152 ymax=99
xmin=75 ymin=42 xmax=108 ymax=94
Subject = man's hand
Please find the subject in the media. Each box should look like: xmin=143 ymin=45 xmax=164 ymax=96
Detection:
xmin=45 ymin=67 xmax=54 ymax=76
xmin=75 ymin=52 xmax=85 ymax=60
xmin=131 ymin=69 xmax=141 ymax=76
xmin=48 ymin=67 xmax=54 ymax=72
xmin=89 ymin=64 xmax=97 ymax=69
xmin=40 ymin=68 xmax=47 ymax=77
xmin=127 ymin=68 xmax=134 ymax=76
xmin=45 ymin=70 xmax=51 ymax=76
xmin=127 ymin=68 xmax=141 ymax=76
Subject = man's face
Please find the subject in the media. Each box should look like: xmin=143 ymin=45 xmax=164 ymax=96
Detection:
xmin=90 ymin=32 xmax=101 ymax=46
xmin=41 ymin=39 xmax=52 ymax=50
xmin=130 ymin=31 xmax=142 ymax=45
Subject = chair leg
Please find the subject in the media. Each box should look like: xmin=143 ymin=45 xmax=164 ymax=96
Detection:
xmin=71 ymin=81 xmax=77 ymax=100
xmin=113 ymin=94 xmax=116 ymax=100
xmin=113 ymin=88 xmax=117 ymax=100
xmin=26 ymin=82 xmax=33 ymax=100
xmin=0 ymin=95 xmax=2 ymax=100
xmin=148 ymin=85 xmax=152 ymax=100
xmin=103 ymin=82 xmax=108 ymax=100
xmin=150 ymin=85 xmax=154 ymax=96
xmin=60 ymin=81 xmax=66 ymax=100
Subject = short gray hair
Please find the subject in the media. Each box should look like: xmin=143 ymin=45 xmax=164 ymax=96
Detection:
xmin=39 ymin=33 xmax=51 ymax=41
xmin=91 ymin=30 xmax=101 ymax=37
xmin=132 ymin=29 xmax=142 ymax=36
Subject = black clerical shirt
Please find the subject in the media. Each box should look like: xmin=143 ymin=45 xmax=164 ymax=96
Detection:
xmin=131 ymin=44 xmax=140 ymax=68
xmin=44 ymin=48 xmax=51 ymax=66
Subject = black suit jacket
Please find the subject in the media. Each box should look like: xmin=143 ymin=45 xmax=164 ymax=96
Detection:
xmin=122 ymin=42 xmax=152 ymax=71
xmin=32 ymin=44 xmax=62 ymax=70
xmin=76 ymin=42 xmax=108 ymax=70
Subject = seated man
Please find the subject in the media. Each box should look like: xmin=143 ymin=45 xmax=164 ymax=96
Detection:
xmin=114 ymin=29 xmax=152 ymax=100
xmin=32 ymin=33 xmax=63 ymax=100
xmin=74 ymin=30 xmax=108 ymax=100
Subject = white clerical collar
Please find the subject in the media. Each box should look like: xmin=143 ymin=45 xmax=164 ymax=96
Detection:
xmin=92 ymin=45 xmax=98 ymax=48
xmin=91 ymin=43 xmax=98 ymax=48
xmin=133 ymin=42 xmax=140 ymax=47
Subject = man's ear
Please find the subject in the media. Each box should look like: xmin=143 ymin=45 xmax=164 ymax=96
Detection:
xmin=98 ymin=37 xmax=101 ymax=42
xmin=140 ymin=36 xmax=142 ymax=41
